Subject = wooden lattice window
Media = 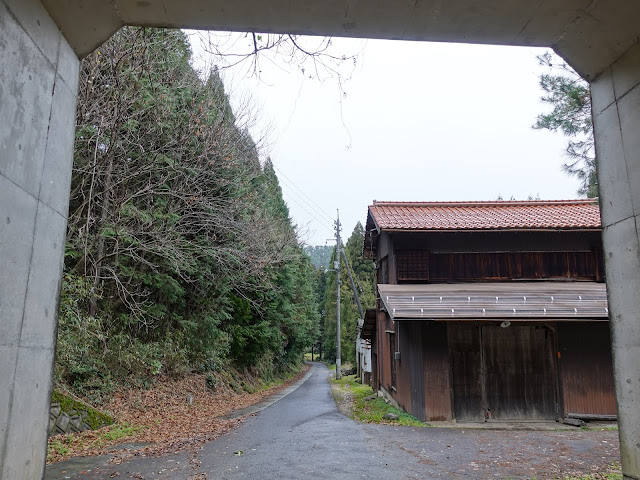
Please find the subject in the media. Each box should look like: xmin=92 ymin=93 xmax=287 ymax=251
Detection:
xmin=397 ymin=250 xmax=429 ymax=281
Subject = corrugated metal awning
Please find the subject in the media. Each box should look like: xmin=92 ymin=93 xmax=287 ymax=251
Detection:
xmin=378 ymin=282 xmax=608 ymax=321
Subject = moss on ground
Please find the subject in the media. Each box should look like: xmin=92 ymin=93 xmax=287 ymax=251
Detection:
xmin=51 ymin=390 xmax=114 ymax=430
xmin=330 ymin=375 xmax=426 ymax=427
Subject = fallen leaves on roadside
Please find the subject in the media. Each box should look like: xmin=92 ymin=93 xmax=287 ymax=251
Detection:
xmin=48 ymin=366 xmax=310 ymax=464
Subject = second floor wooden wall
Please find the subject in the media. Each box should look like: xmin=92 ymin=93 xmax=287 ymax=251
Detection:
xmin=375 ymin=230 xmax=604 ymax=285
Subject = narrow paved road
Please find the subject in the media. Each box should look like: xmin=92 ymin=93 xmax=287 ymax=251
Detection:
xmin=47 ymin=363 xmax=620 ymax=480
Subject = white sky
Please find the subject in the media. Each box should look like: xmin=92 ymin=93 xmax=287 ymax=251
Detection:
xmin=189 ymin=34 xmax=581 ymax=246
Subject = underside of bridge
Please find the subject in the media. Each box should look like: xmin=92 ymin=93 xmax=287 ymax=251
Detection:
xmin=1 ymin=1 xmax=639 ymax=478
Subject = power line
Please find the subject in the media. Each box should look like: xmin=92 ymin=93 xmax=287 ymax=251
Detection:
xmin=273 ymin=164 xmax=334 ymax=223
xmin=280 ymin=189 xmax=334 ymax=236
xmin=278 ymin=175 xmax=335 ymax=225
xmin=278 ymin=174 xmax=335 ymax=225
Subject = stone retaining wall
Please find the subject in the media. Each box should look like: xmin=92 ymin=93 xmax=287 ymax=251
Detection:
xmin=49 ymin=403 xmax=93 ymax=436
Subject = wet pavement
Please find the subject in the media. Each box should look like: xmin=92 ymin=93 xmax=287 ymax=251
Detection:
xmin=46 ymin=363 xmax=620 ymax=480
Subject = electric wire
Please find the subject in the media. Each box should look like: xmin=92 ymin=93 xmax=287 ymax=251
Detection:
xmin=272 ymin=164 xmax=334 ymax=223
xmin=278 ymin=175 xmax=335 ymax=226
xmin=280 ymin=189 xmax=334 ymax=236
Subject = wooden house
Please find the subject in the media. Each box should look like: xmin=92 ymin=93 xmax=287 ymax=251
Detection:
xmin=362 ymin=200 xmax=616 ymax=422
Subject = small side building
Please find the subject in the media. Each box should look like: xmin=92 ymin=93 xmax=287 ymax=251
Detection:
xmin=362 ymin=199 xmax=616 ymax=422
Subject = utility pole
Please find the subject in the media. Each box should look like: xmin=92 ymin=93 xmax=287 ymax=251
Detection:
xmin=335 ymin=210 xmax=342 ymax=380
xmin=341 ymin=244 xmax=364 ymax=381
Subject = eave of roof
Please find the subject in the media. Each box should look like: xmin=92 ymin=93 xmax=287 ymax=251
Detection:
xmin=361 ymin=308 xmax=377 ymax=340
xmin=378 ymin=282 xmax=608 ymax=321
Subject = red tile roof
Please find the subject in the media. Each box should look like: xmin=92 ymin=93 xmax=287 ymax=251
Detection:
xmin=368 ymin=200 xmax=601 ymax=231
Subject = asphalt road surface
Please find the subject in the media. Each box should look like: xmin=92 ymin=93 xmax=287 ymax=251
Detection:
xmin=47 ymin=363 xmax=620 ymax=480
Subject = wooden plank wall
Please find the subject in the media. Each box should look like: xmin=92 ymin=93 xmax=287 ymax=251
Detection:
xmin=398 ymin=251 xmax=603 ymax=283
xmin=448 ymin=323 xmax=483 ymax=420
xmin=393 ymin=230 xmax=603 ymax=253
xmin=423 ymin=322 xmax=452 ymax=420
xmin=373 ymin=230 xmax=611 ymax=422
xmin=558 ymin=323 xmax=617 ymax=415
xmin=448 ymin=323 xmax=556 ymax=420
xmin=407 ymin=323 xmax=425 ymax=420
xmin=378 ymin=310 xmax=392 ymax=393
xmin=393 ymin=230 xmax=605 ymax=283
xmin=482 ymin=325 xmax=556 ymax=420
xmin=396 ymin=322 xmax=413 ymax=416
xmin=397 ymin=321 xmax=452 ymax=421
xmin=370 ymin=329 xmax=379 ymax=391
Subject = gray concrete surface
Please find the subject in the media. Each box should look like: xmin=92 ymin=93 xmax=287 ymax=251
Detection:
xmin=40 ymin=0 xmax=640 ymax=82
xmin=46 ymin=364 xmax=620 ymax=480
xmin=0 ymin=1 xmax=78 ymax=479
xmin=592 ymin=41 xmax=640 ymax=480
xmin=2 ymin=2 xmax=640 ymax=478
xmin=219 ymin=366 xmax=314 ymax=420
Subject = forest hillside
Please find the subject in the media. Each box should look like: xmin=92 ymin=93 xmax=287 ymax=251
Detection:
xmin=57 ymin=27 xmax=319 ymax=403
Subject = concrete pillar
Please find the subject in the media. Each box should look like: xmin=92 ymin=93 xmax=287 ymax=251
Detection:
xmin=0 ymin=0 xmax=78 ymax=478
xmin=592 ymin=42 xmax=640 ymax=480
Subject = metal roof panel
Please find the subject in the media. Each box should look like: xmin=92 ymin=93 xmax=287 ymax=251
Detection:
xmin=378 ymin=282 xmax=608 ymax=321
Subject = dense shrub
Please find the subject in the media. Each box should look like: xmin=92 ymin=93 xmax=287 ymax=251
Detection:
xmin=56 ymin=28 xmax=320 ymax=401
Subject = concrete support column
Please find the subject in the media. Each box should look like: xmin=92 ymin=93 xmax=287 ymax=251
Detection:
xmin=591 ymin=42 xmax=640 ymax=480
xmin=0 ymin=0 xmax=78 ymax=478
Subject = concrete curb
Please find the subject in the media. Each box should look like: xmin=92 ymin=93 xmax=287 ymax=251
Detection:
xmin=218 ymin=364 xmax=316 ymax=420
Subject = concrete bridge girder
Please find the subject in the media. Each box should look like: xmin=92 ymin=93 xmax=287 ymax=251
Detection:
xmin=0 ymin=1 xmax=639 ymax=479
xmin=41 ymin=0 xmax=640 ymax=80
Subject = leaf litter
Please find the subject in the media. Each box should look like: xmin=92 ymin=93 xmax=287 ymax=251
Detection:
xmin=47 ymin=366 xmax=310 ymax=464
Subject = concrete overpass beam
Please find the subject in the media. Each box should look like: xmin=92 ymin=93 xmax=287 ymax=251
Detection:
xmin=592 ymin=41 xmax=640 ymax=480
xmin=0 ymin=0 xmax=78 ymax=478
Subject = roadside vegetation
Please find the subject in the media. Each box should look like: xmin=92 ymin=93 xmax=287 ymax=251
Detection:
xmin=50 ymin=26 xmax=323 ymax=461
xmin=56 ymin=26 xmax=319 ymax=405
xmin=562 ymin=469 xmax=622 ymax=480
xmin=581 ymin=425 xmax=618 ymax=431
xmin=48 ymin=365 xmax=309 ymax=463
xmin=502 ymin=471 xmax=622 ymax=480
xmin=320 ymin=223 xmax=376 ymax=364
xmin=521 ymin=465 xmax=623 ymax=480
xmin=330 ymin=374 xmax=425 ymax=427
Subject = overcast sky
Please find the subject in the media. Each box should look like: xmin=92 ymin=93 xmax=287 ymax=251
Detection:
xmin=189 ymin=34 xmax=581 ymax=246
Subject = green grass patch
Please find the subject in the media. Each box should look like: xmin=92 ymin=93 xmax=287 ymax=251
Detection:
xmin=98 ymin=423 xmax=141 ymax=442
xmin=331 ymin=375 xmax=426 ymax=427
xmin=503 ymin=462 xmax=622 ymax=480
xmin=260 ymin=363 xmax=303 ymax=390
xmin=47 ymin=437 xmax=70 ymax=458
xmin=580 ymin=425 xmax=619 ymax=432
xmin=47 ymin=422 xmax=145 ymax=462
xmin=560 ymin=473 xmax=622 ymax=480
xmin=561 ymin=463 xmax=622 ymax=480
